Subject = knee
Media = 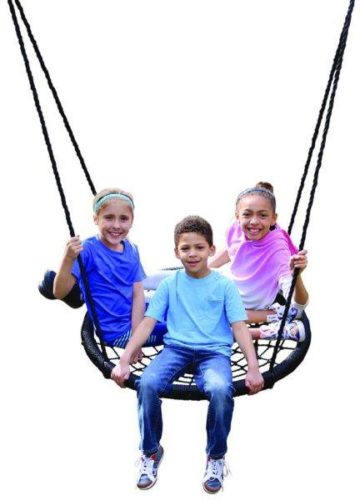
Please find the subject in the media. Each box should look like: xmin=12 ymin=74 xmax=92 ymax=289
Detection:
xmin=137 ymin=372 xmax=161 ymax=396
xmin=205 ymin=378 xmax=234 ymax=401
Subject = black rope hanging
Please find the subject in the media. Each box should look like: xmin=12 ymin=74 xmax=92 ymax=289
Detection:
xmin=7 ymin=0 xmax=355 ymax=398
xmin=7 ymin=0 xmax=109 ymax=361
xmin=271 ymin=0 xmax=356 ymax=369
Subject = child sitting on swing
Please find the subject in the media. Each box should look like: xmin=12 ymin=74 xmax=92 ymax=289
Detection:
xmin=210 ymin=184 xmax=309 ymax=341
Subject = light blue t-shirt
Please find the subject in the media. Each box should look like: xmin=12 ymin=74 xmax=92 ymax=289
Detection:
xmin=72 ymin=235 xmax=146 ymax=345
xmin=145 ymin=269 xmax=247 ymax=356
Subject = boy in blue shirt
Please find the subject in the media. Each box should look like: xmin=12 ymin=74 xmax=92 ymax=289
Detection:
xmin=112 ymin=216 xmax=264 ymax=493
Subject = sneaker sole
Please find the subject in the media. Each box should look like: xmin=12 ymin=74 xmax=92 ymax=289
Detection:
xmin=202 ymin=483 xmax=221 ymax=494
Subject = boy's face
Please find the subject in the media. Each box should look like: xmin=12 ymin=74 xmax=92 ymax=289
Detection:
xmin=175 ymin=232 xmax=215 ymax=279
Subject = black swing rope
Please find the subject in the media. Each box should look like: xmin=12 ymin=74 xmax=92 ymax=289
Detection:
xmin=7 ymin=0 xmax=355 ymax=397
xmin=7 ymin=0 xmax=111 ymax=365
xmin=271 ymin=0 xmax=356 ymax=369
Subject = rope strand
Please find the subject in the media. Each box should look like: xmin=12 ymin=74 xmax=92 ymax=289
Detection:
xmin=8 ymin=0 xmax=107 ymax=357
xmin=13 ymin=0 xmax=96 ymax=195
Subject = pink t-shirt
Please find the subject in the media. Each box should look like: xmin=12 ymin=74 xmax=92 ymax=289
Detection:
xmin=226 ymin=222 xmax=298 ymax=310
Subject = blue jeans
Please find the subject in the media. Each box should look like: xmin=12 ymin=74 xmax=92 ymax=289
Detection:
xmin=136 ymin=345 xmax=234 ymax=459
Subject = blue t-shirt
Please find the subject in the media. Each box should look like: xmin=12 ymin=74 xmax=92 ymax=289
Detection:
xmin=72 ymin=236 xmax=146 ymax=345
xmin=145 ymin=269 xmax=247 ymax=356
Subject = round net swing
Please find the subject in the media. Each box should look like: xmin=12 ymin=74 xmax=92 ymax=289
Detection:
xmin=81 ymin=309 xmax=312 ymax=400
xmin=8 ymin=0 xmax=355 ymax=399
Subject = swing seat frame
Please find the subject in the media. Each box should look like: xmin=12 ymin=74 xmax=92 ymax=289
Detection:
xmin=81 ymin=311 xmax=311 ymax=400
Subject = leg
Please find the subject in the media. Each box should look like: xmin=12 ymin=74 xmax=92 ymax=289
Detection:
xmin=38 ymin=269 xmax=84 ymax=308
xmin=194 ymin=351 xmax=234 ymax=459
xmin=137 ymin=346 xmax=192 ymax=455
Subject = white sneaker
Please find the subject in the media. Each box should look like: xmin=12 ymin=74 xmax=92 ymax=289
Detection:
xmin=260 ymin=320 xmax=305 ymax=342
xmin=136 ymin=446 xmax=164 ymax=490
xmin=202 ymin=457 xmax=230 ymax=494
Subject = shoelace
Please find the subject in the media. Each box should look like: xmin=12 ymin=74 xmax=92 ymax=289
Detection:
xmin=136 ymin=454 xmax=156 ymax=481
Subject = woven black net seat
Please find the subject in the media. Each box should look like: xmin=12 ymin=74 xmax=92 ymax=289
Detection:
xmin=81 ymin=312 xmax=311 ymax=400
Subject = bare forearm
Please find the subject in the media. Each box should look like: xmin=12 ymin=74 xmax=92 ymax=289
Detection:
xmin=131 ymin=283 xmax=145 ymax=331
xmin=53 ymin=257 xmax=76 ymax=298
xmin=246 ymin=309 xmax=273 ymax=324
xmin=122 ymin=317 xmax=156 ymax=361
xmin=233 ymin=322 xmax=259 ymax=369
xmin=294 ymin=275 xmax=309 ymax=306
xmin=209 ymin=248 xmax=230 ymax=269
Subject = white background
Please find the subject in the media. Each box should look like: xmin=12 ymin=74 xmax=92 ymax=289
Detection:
xmin=1 ymin=1 xmax=359 ymax=498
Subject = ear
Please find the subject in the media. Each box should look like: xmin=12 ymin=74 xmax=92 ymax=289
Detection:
xmin=174 ymin=247 xmax=180 ymax=260
xmin=93 ymin=214 xmax=98 ymax=226
xmin=209 ymin=245 xmax=216 ymax=257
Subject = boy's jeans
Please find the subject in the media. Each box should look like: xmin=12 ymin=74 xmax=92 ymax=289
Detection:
xmin=136 ymin=345 xmax=234 ymax=459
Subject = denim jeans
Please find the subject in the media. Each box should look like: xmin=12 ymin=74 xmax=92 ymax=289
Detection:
xmin=136 ymin=345 xmax=234 ymax=459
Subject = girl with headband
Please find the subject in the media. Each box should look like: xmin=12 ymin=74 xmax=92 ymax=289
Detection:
xmin=54 ymin=187 xmax=164 ymax=358
xmin=210 ymin=184 xmax=309 ymax=342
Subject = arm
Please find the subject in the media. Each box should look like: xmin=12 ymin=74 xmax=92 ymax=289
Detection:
xmin=53 ymin=236 xmax=83 ymax=298
xmin=232 ymin=321 xmax=264 ymax=395
xmin=111 ymin=316 xmax=157 ymax=387
xmin=130 ymin=281 xmax=146 ymax=362
xmin=289 ymin=249 xmax=309 ymax=306
xmin=246 ymin=309 xmax=275 ymax=324
xmin=293 ymin=274 xmax=308 ymax=306
xmin=132 ymin=281 xmax=145 ymax=331
xmin=209 ymin=247 xmax=230 ymax=269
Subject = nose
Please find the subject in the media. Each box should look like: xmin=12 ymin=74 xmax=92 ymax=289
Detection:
xmin=249 ymin=216 xmax=259 ymax=225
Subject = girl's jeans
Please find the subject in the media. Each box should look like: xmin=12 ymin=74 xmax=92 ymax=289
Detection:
xmin=136 ymin=345 xmax=234 ymax=459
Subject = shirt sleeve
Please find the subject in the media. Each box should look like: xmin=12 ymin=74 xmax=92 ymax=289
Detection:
xmin=145 ymin=279 xmax=169 ymax=322
xmin=133 ymin=245 xmax=147 ymax=282
xmin=224 ymin=280 xmax=248 ymax=324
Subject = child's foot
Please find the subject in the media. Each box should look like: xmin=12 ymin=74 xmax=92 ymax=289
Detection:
xmin=202 ymin=457 xmax=229 ymax=494
xmin=268 ymin=302 xmax=302 ymax=323
xmin=137 ymin=446 xmax=164 ymax=490
xmin=38 ymin=269 xmax=84 ymax=309
xmin=260 ymin=320 xmax=305 ymax=342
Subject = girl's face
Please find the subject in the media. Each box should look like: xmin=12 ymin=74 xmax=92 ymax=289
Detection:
xmin=94 ymin=199 xmax=133 ymax=251
xmin=236 ymin=194 xmax=277 ymax=241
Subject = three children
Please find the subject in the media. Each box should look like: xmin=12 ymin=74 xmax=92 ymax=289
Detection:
xmin=49 ymin=183 xmax=308 ymax=492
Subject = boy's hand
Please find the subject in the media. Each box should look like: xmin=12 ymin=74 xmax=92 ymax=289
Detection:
xmin=290 ymin=249 xmax=308 ymax=274
xmin=245 ymin=368 xmax=264 ymax=395
xmin=111 ymin=358 xmax=131 ymax=388
xmin=65 ymin=236 xmax=83 ymax=261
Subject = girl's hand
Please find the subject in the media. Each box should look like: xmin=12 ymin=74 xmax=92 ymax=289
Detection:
xmin=111 ymin=359 xmax=130 ymax=388
xmin=64 ymin=236 xmax=83 ymax=261
xmin=290 ymin=249 xmax=308 ymax=274
xmin=130 ymin=348 xmax=144 ymax=364
xmin=245 ymin=368 xmax=264 ymax=395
